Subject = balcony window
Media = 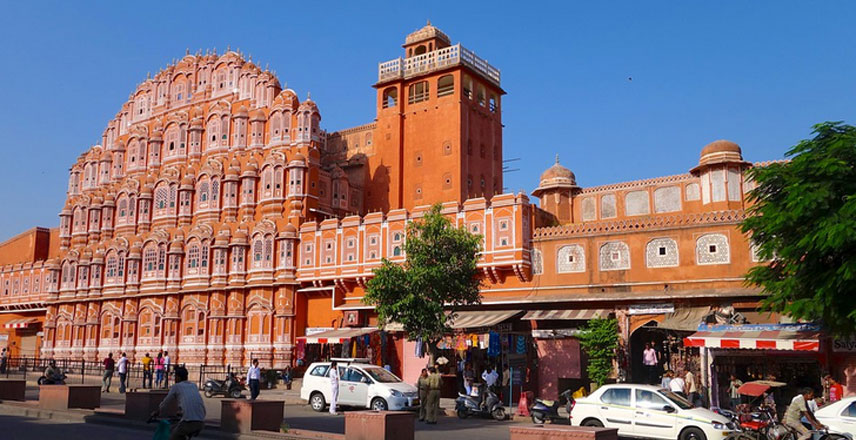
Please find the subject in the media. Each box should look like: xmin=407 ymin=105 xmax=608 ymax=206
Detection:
xmin=408 ymin=81 xmax=429 ymax=104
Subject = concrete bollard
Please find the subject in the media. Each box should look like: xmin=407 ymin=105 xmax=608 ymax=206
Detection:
xmin=220 ymin=399 xmax=285 ymax=433
xmin=345 ymin=410 xmax=415 ymax=440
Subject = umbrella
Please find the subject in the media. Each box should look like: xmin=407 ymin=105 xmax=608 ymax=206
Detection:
xmin=737 ymin=380 xmax=787 ymax=397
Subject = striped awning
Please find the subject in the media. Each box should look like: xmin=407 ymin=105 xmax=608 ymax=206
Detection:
xmin=521 ymin=309 xmax=608 ymax=320
xmin=4 ymin=318 xmax=39 ymax=329
xmin=448 ymin=310 xmax=520 ymax=329
xmin=297 ymin=327 xmax=376 ymax=344
xmin=684 ymin=329 xmax=821 ymax=352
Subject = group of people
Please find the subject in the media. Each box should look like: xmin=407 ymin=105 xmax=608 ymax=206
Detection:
xmin=101 ymin=350 xmax=171 ymax=393
xmin=416 ymin=366 xmax=443 ymax=423
xmin=660 ymin=368 xmax=701 ymax=406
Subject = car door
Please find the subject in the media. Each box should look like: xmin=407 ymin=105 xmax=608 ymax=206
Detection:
xmin=835 ymin=401 xmax=856 ymax=435
xmin=598 ymin=387 xmax=636 ymax=436
xmin=340 ymin=367 xmax=370 ymax=407
xmin=634 ymin=389 xmax=677 ymax=439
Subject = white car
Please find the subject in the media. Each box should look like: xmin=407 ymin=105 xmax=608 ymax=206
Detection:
xmin=814 ymin=396 xmax=856 ymax=439
xmin=570 ymin=383 xmax=736 ymax=440
xmin=300 ymin=358 xmax=419 ymax=412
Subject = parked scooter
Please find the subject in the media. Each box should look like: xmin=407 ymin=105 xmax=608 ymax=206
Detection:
xmin=455 ymin=384 xmax=507 ymax=421
xmin=530 ymin=389 xmax=574 ymax=424
xmin=202 ymin=372 xmax=245 ymax=398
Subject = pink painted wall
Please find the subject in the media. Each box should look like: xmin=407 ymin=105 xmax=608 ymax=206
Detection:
xmin=536 ymin=338 xmax=582 ymax=400
xmin=400 ymin=339 xmax=430 ymax=386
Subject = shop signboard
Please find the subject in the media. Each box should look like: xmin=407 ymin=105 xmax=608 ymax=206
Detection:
xmin=305 ymin=327 xmax=334 ymax=336
xmin=832 ymin=338 xmax=856 ymax=352
xmin=628 ymin=303 xmax=674 ymax=315
xmin=0 ymin=334 xmax=7 ymax=343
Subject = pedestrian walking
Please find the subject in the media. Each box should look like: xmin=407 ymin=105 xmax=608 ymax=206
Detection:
xmin=417 ymin=368 xmax=429 ymax=422
xmin=141 ymin=352 xmax=153 ymax=389
xmin=102 ymin=352 xmax=115 ymax=393
xmin=642 ymin=342 xmax=659 ymax=385
xmin=282 ymin=366 xmax=293 ymax=390
xmin=685 ymin=370 xmax=700 ymax=406
xmin=329 ymin=360 xmax=340 ymax=415
xmin=0 ymin=347 xmax=7 ymax=374
xmin=154 ymin=351 xmax=165 ymax=388
xmin=163 ymin=351 xmax=171 ymax=388
xmin=117 ymin=352 xmax=129 ymax=393
xmin=463 ymin=363 xmax=475 ymax=395
xmin=425 ymin=366 xmax=442 ymax=424
xmin=247 ymin=359 xmax=261 ymax=400
xmin=728 ymin=374 xmax=743 ymax=410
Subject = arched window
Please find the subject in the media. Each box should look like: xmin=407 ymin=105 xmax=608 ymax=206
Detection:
xmin=463 ymin=75 xmax=473 ymax=99
xmin=210 ymin=177 xmax=219 ymax=204
xmin=253 ymin=239 xmax=264 ymax=266
xmin=437 ymin=75 xmax=454 ymax=97
xmin=187 ymin=243 xmax=200 ymax=269
xmin=382 ymin=88 xmax=398 ymax=108
xmin=408 ymin=81 xmax=429 ymax=104
xmin=143 ymin=245 xmax=158 ymax=279
xmin=197 ymin=179 xmax=210 ymax=206
xmin=477 ymin=84 xmax=486 ymax=106
xmin=154 ymin=185 xmax=168 ymax=215
xmin=262 ymin=167 xmax=273 ymax=198
xmin=200 ymin=244 xmax=209 ymax=269
xmin=117 ymin=197 xmax=128 ymax=224
xmin=207 ymin=118 xmax=220 ymax=149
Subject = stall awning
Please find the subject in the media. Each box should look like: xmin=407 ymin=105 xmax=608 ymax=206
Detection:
xmin=656 ymin=307 xmax=711 ymax=331
xmin=449 ymin=310 xmax=520 ymax=329
xmin=297 ymin=327 xmax=376 ymax=344
xmin=521 ymin=309 xmax=608 ymax=320
xmin=4 ymin=318 xmax=38 ymax=329
xmin=684 ymin=328 xmax=821 ymax=351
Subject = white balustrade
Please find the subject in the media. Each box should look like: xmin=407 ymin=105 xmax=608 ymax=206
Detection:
xmin=377 ymin=44 xmax=500 ymax=85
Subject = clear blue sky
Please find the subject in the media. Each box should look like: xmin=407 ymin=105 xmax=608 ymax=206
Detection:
xmin=1 ymin=1 xmax=854 ymax=241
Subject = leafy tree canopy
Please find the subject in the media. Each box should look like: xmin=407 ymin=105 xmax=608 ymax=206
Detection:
xmin=577 ymin=318 xmax=619 ymax=388
xmin=365 ymin=204 xmax=483 ymax=346
xmin=742 ymin=122 xmax=856 ymax=336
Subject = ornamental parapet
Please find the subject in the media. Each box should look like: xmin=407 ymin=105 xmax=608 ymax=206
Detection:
xmin=533 ymin=209 xmax=747 ymax=241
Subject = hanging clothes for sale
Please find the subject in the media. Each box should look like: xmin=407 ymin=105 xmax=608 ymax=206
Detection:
xmin=516 ymin=335 xmax=526 ymax=354
xmin=296 ymin=339 xmax=306 ymax=361
xmin=415 ymin=336 xmax=425 ymax=358
xmin=488 ymin=331 xmax=501 ymax=357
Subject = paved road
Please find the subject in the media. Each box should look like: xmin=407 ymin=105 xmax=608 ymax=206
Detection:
xmin=2 ymin=413 xmax=154 ymax=440
xmin=284 ymin=403 xmax=515 ymax=440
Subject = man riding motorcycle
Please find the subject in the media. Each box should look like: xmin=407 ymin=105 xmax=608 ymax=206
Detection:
xmin=43 ymin=360 xmax=64 ymax=384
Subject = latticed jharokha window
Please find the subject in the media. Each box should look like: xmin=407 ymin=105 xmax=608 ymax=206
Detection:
xmin=437 ymin=75 xmax=454 ymax=97
xmin=408 ymin=81 xmax=429 ymax=104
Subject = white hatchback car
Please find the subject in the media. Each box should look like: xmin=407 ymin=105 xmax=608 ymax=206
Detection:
xmin=814 ymin=396 xmax=856 ymax=439
xmin=570 ymin=384 xmax=736 ymax=440
xmin=300 ymin=359 xmax=419 ymax=412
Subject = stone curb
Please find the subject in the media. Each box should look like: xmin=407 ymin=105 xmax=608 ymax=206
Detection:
xmin=0 ymin=401 xmax=342 ymax=440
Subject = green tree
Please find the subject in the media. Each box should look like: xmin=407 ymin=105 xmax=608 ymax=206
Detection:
xmin=741 ymin=122 xmax=856 ymax=336
xmin=577 ymin=318 xmax=619 ymax=388
xmin=365 ymin=204 xmax=483 ymax=357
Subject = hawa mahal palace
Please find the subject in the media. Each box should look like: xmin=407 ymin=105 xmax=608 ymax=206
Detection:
xmin=0 ymin=23 xmax=797 ymax=398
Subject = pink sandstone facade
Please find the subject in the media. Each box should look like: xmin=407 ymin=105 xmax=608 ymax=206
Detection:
xmin=2 ymin=24 xmax=818 ymax=400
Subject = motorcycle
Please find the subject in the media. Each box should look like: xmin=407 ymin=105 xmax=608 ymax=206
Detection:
xmin=202 ymin=373 xmax=245 ymax=398
xmin=530 ymin=389 xmax=574 ymax=424
xmin=455 ymin=385 xmax=507 ymax=421
xmin=37 ymin=372 xmax=67 ymax=385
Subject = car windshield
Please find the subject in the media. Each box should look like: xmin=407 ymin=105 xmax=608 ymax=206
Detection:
xmin=363 ymin=367 xmax=401 ymax=383
xmin=660 ymin=390 xmax=694 ymax=410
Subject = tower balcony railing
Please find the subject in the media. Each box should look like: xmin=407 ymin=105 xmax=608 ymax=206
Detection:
xmin=378 ymin=44 xmax=500 ymax=86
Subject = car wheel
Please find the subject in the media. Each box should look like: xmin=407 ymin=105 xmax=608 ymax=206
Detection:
xmin=680 ymin=427 xmax=707 ymax=440
xmin=230 ymin=388 xmax=243 ymax=399
xmin=310 ymin=393 xmax=326 ymax=412
xmin=204 ymin=389 xmax=214 ymax=398
xmin=371 ymin=398 xmax=388 ymax=411
xmin=819 ymin=435 xmax=849 ymax=440
xmin=456 ymin=408 xmax=469 ymax=419
xmin=581 ymin=418 xmax=603 ymax=427
xmin=491 ymin=406 xmax=506 ymax=421
xmin=531 ymin=412 xmax=546 ymax=424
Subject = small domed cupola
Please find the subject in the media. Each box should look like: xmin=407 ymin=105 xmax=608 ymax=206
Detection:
xmin=691 ymin=139 xmax=749 ymax=174
xmin=532 ymin=155 xmax=578 ymax=198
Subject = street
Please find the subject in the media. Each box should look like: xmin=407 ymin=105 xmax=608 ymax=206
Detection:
xmin=9 ymin=382 xmax=520 ymax=440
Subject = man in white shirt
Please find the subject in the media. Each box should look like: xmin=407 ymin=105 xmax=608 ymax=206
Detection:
xmin=117 ymin=352 xmax=129 ymax=393
xmin=669 ymin=371 xmax=686 ymax=399
xmin=247 ymin=359 xmax=261 ymax=400
xmin=152 ymin=366 xmax=206 ymax=440
xmin=783 ymin=388 xmax=824 ymax=440
xmin=642 ymin=343 xmax=659 ymax=385
xmin=482 ymin=366 xmax=499 ymax=390
xmin=329 ymin=360 xmax=340 ymax=415
xmin=163 ymin=351 xmax=171 ymax=389
xmin=685 ymin=370 xmax=699 ymax=406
